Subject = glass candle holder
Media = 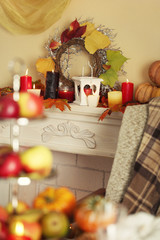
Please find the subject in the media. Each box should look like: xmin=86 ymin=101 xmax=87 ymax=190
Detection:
xmin=58 ymin=85 xmax=75 ymax=103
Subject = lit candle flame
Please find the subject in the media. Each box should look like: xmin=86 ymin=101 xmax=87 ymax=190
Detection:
xmin=15 ymin=221 xmax=24 ymax=236
xmin=25 ymin=69 xmax=28 ymax=75
xmin=33 ymin=84 xmax=35 ymax=89
xmin=126 ymin=79 xmax=129 ymax=83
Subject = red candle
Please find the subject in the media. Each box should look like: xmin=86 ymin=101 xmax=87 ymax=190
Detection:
xmin=20 ymin=69 xmax=32 ymax=92
xmin=58 ymin=88 xmax=74 ymax=103
xmin=121 ymin=79 xmax=134 ymax=104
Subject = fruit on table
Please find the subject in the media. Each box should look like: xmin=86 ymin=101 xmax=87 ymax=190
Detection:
xmin=6 ymin=201 xmax=29 ymax=214
xmin=0 ymin=206 xmax=8 ymax=222
xmin=0 ymin=151 xmax=22 ymax=177
xmin=41 ymin=211 xmax=69 ymax=238
xmin=0 ymin=95 xmax=19 ymax=118
xmin=33 ymin=187 xmax=76 ymax=216
xmin=74 ymin=195 xmax=117 ymax=232
xmin=0 ymin=221 xmax=8 ymax=240
xmin=9 ymin=209 xmax=43 ymax=223
xmin=20 ymin=145 xmax=53 ymax=177
xmin=8 ymin=219 xmax=42 ymax=240
xmin=18 ymin=92 xmax=43 ymax=118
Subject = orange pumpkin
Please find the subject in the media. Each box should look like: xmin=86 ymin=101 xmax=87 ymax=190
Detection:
xmin=135 ymin=82 xmax=160 ymax=103
xmin=135 ymin=82 xmax=153 ymax=103
xmin=33 ymin=187 xmax=76 ymax=216
xmin=148 ymin=60 xmax=160 ymax=87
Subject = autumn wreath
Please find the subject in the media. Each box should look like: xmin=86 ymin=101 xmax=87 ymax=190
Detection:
xmin=36 ymin=19 xmax=128 ymax=90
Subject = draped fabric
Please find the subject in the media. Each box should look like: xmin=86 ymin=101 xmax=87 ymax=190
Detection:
xmin=0 ymin=0 xmax=70 ymax=35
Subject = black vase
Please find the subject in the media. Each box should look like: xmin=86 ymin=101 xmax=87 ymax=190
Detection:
xmin=44 ymin=71 xmax=59 ymax=99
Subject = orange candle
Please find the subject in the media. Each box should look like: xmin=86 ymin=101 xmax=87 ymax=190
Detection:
xmin=108 ymin=91 xmax=122 ymax=108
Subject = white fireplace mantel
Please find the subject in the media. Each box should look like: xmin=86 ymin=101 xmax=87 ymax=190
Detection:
xmin=0 ymin=104 xmax=123 ymax=158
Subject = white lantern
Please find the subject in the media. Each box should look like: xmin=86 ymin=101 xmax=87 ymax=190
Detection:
xmin=72 ymin=76 xmax=102 ymax=106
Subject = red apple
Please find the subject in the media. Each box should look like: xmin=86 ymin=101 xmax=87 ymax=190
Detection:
xmin=0 ymin=206 xmax=8 ymax=222
xmin=0 ymin=221 xmax=8 ymax=240
xmin=9 ymin=220 xmax=42 ymax=240
xmin=18 ymin=93 xmax=43 ymax=118
xmin=0 ymin=95 xmax=19 ymax=119
xmin=0 ymin=152 xmax=22 ymax=177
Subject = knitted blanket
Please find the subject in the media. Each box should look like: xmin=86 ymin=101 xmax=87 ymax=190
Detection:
xmin=105 ymin=103 xmax=148 ymax=203
xmin=122 ymin=97 xmax=160 ymax=215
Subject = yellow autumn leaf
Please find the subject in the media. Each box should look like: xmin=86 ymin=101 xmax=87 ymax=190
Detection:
xmin=36 ymin=57 xmax=55 ymax=77
xmin=85 ymin=30 xmax=111 ymax=54
xmin=80 ymin=22 xmax=95 ymax=37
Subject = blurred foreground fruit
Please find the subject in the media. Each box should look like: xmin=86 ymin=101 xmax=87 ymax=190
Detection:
xmin=9 ymin=209 xmax=43 ymax=223
xmin=8 ymin=219 xmax=42 ymax=240
xmin=0 ymin=221 xmax=8 ymax=239
xmin=33 ymin=187 xmax=76 ymax=216
xmin=18 ymin=92 xmax=43 ymax=118
xmin=0 ymin=206 xmax=8 ymax=222
xmin=74 ymin=195 xmax=117 ymax=233
xmin=0 ymin=152 xmax=22 ymax=177
xmin=41 ymin=211 xmax=69 ymax=238
xmin=20 ymin=145 xmax=53 ymax=177
xmin=0 ymin=95 xmax=19 ymax=119
xmin=6 ymin=201 xmax=29 ymax=214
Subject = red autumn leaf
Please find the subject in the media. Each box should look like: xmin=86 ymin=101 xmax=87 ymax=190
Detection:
xmin=61 ymin=19 xmax=87 ymax=43
xmin=49 ymin=40 xmax=61 ymax=50
xmin=43 ymin=98 xmax=71 ymax=111
xmin=70 ymin=19 xmax=80 ymax=31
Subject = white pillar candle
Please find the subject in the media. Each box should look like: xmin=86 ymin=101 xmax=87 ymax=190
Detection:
xmin=108 ymin=91 xmax=122 ymax=108
xmin=27 ymin=84 xmax=41 ymax=96
xmin=88 ymin=94 xmax=100 ymax=107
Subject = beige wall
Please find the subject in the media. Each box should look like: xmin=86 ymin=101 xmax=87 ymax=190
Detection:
xmin=0 ymin=0 xmax=160 ymax=92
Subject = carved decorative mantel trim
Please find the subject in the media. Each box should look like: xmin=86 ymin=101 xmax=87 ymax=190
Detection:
xmin=41 ymin=121 xmax=96 ymax=149
xmin=0 ymin=122 xmax=9 ymax=133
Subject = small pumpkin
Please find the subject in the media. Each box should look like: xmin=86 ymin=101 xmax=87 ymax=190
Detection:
xmin=135 ymin=82 xmax=153 ymax=103
xmin=135 ymin=82 xmax=160 ymax=103
xmin=33 ymin=187 xmax=76 ymax=216
xmin=148 ymin=60 xmax=160 ymax=87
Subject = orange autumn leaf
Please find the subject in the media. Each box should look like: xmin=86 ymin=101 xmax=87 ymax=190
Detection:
xmin=99 ymin=108 xmax=112 ymax=121
xmin=43 ymin=98 xmax=71 ymax=111
xmin=49 ymin=40 xmax=61 ymax=50
xmin=99 ymin=102 xmax=140 ymax=121
xmin=103 ymin=64 xmax=111 ymax=71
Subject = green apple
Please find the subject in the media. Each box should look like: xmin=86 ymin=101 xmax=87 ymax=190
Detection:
xmin=41 ymin=211 xmax=69 ymax=238
xmin=18 ymin=92 xmax=43 ymax=118
xmin=20 ymin=145 xmax=53 ymax=178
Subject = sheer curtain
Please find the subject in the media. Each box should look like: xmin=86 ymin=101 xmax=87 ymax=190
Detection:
xmin=0 ymin=0 xmax=70 ymax=35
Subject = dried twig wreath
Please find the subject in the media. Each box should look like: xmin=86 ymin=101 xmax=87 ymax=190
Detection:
xmin=55 ymin=38 xmax=102 ymax=87
xmin=36 ymin=19 xmax=128 ymax=89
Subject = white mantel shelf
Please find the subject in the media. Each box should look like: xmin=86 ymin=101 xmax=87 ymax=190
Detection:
xmin=0 ymin=103 xmax=123 ymax=158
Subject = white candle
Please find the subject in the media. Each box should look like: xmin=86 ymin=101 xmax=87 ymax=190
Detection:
xmin=27 ymin=84 xmax=41 ymax=96
xmin=108 ymin=91 xmax=122 ymax=108
xmin=88 ymin=94 xmax=100 ymax=107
